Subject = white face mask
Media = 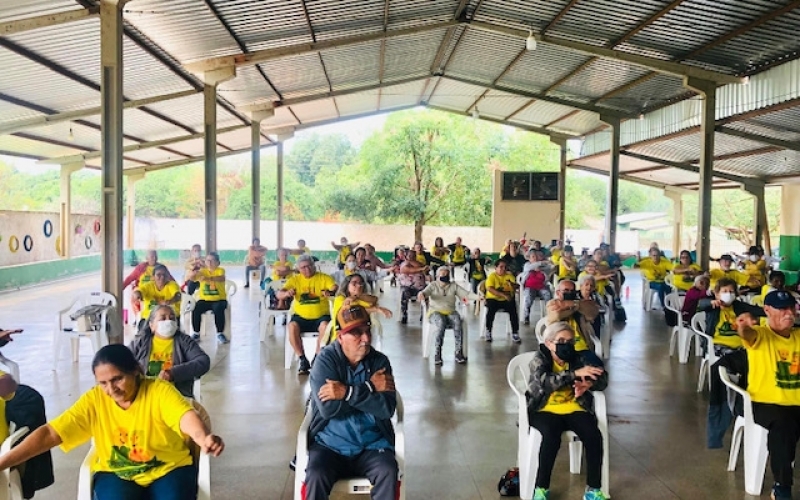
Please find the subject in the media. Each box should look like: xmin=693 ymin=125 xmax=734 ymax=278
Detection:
xmin=749 ymin=255 xmax=758 ymax=262
xmin=720 ymin=292 xmax=736 ymax=305
xmin=346 ymin=261 xmax=356 ymax=270
xmin=155 ymin=319 xmax=177 ymax=338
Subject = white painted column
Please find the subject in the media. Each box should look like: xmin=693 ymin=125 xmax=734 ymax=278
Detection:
xmin=59 ymin=161 xmax=84 ymax=258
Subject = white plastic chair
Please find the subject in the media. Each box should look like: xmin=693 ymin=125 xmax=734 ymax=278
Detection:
xmin=641 ymin=277 xmax=658 ymax=311
xmin=258 ymin=280 xmax=290 ymax=342
xmin=0 ymin=423 xmax=29 ymax=500
xmin=294 ymin=392 xmax=405 ymax=500
xmin=0 ymin=353 xmax=20 ymax=384
xmin=719 ymin=366 xmax=768 ymax=496
xmin=506 ymin=353 xmax=609 ymax=500
xmin=517 ymin=275 xmax=549 ymax=322
xmin=691 ymin=312 xmax=717 ymax=392
xmin=199 ymin=280 xmax=237 ymax=339
xmin=247 ymin=269 xmax=262 ymax=296
xmin=665 ymin=293 xmax=692 ymax=364
xmin=535 ymin=317 xmax=604 ymax=360
xmin=284 ymin=305 xmax=327 ymax=370
xmin=421 ymin=300 xmax=469 ymax=360
xmin=54 ymin=292 xmax=116 ymax=368
xmin=181 ymin=294 xmax=196 ymax=334
xmin=534 ymin=318 xmax=548 ymax=343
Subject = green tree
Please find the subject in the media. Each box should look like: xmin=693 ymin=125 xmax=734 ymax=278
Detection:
xmin=286 ymin=133 xmax=356 ymax=186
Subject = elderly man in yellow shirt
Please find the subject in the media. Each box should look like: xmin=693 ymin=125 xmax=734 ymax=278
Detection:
xmin=735 ymin=291 xmax=800 ymax=500
xmin=708 ymin=254 xmax=749 ymax=290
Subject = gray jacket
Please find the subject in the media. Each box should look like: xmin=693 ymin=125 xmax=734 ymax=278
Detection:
xmin=129 ymin=331 xmax=210 ymax=398
xmin=308 ymin=341 xmax=396 ymax=445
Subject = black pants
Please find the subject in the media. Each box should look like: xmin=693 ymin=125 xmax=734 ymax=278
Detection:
xmin=400 ymin=286 xmax=423 ymax=315
xmin=752 ymin=403 xmax=800 ymax=487
xmin=529 ymin=411 xmax=603 ymax=490
xmin=191 ymin=300 xmax=228 ymax=333
xmin=186 ymin=281 xmax=199 ymax=295
xmin=485 ymin=298 xmax=519 ymax=333
xmin=304 ymin=442 xmax=398 ymax=500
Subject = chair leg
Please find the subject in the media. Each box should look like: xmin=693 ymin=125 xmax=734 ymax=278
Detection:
xmin=743 ymin=427 xmax=769 ymax=496
xmin=568 ymin=438 xmax=583 ymax=474
xmin=697 ymin=359 xmax=708 ymax=392
xmin=70 ymin=338 xmax=79 ymax=363
xmin=727 ymin=420 xmax=744 ymax=471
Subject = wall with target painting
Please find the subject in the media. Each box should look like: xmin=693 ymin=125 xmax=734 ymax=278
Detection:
xmin=0 ymin=211 xmax=102 ymax=267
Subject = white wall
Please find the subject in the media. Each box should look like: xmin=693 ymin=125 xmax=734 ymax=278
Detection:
xmin=0 ymin=210 xmax=100 ymax=266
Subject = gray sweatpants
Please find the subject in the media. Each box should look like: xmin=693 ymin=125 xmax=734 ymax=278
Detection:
xmin=429 ymin=311 xmax=463 ymax=353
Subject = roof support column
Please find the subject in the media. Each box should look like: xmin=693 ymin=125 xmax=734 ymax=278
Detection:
xmin=125 ymin=173 xmax=144 ymax=250
xmin=200 ymin=67 xmax=236 ymax=253
xmin=248 ymin=106 xmax=274 ymax=243
xmin=744 ymin=183 xmax=769 ymax=254
xmin=274 ymin=128 xmax=295 ymax=250
xmin=550 ymin=135 xmax=568 ymax=243
xmin=664 ymin=190 xmax=683 ymax=259
xmin=59 ymin=162 xmax=84 ymax=259
xmin=100 ymin=0 xmax=127 ymax=315
xmin=778 ymin=185 xmax=800 ymax=275
xmin=684 ymin=77 xmax=716 ymax=268
xmin=600 ymin=115 xmax=621 ymax=251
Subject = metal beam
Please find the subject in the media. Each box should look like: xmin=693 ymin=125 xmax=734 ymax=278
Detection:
xmin=715 ymin=126 xmax=800 ymax=153
xmin=544 ymin=110 xmax=580 ymax=128
xmin=0 ymin=89 xmax=200 ymax=136
xmin=125 ymin=147 xmax=251 ymax=176
xmin=444 ymin=74 xmax=627 ymax=117
xmin=613 ymin=0 xmax=688 ymax=46
xmin=542 ymin=0 xmax=581 ymax=34
xmin=185 ymin=20 xmax=459 ymax=73
xmin=468 ymin=21 xmax=743 ymax=85
xmin=0 ymin=7 xmax=99 ymax=36
xmin=568 ymin=161 xmax=694 ymax=194
xmin=39 ymin=124 xmax=248 ymax=164
xmin=427 ymin=104 xmax=576 ymax=137
xmin=620 ymin=150 xmax=763 ymax=186
xmin=504 ymin=100 xmax=535 ymax=121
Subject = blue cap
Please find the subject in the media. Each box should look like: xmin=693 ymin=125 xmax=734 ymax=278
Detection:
xmin=764 ymin=290 xmax=797 ymax=309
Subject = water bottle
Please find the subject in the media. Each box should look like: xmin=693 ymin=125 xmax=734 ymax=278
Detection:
xmin=625 ymin=286 xmax=630 ymax=300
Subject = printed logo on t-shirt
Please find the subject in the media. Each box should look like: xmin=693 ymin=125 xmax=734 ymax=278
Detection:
xmin=203 ymin=283 xmax=219 ymax=296
xmin=109 ymin=428 xmax=165 ymax=478
xmin=775 ymin=349 xmax=800 ymax=389
xmin=299 ymin=290 xmax=321 ymax=305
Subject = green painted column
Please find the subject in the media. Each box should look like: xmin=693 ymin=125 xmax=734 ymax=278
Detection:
xmin=779 ymin=185 xmax=800 ymax=282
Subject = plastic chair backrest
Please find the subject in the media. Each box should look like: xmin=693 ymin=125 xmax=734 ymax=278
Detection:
xmin=691 ymin=312 xmax=707 ymax=335
xmin=534 ymin=318 xmax=548 ymax=343
xmin=506 ymin=352 xmax=535 ymax=400
xmin=225 ymin=280 xmax=237 ymax=298
xmin=664 ymin=293 xmax=681 ymax=314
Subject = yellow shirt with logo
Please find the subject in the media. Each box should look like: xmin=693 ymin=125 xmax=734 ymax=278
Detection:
xmin=471 ymin=259 xmax=486 ymax=281
xmin=49 ymin=379 xmax=194 ymax=486
xmin=0 ymin=371 xmax=10 ymax=444
xmin=284 ymin=272 xmax=336 ymax=320
xmin=743 ymin=260 xmax=767 ymax=287
xmin=338 ymin=246 xmax=352 ymax=264
xmin=138 ymin=266 xmax=156 ymax=287
xmin=713 ymin=306 xmax=743 ymax=349
xmin=744 ymin=326 xmax=800 ymax=405
xmin=271 ymin=260 xmax=294 ymax=281
xmin=147 ymin=337 xmax=175 ymax=377
xmin=451 ymin=245 xmax=467 ymax=264
xmin=485 ymin=272 xmax=516 ymax=301
xmin=197 ymin=268 xmax=226 ymax=301
xmin=673 ymin=264 xmax=702 ymax=291
xmin=638 ymin=258 xmax=673 ymax=283
xmin=565 ymin=317 xmax=590 ymax=352
xmin=137 ymin=281 xmax=181 ymax=320
xmin=540 ymin=361 xmax=584 ymax=415
xmin=550 ymin=249 xmax=562 ymax=265
xmin=558 ymin=259 xmax=577 ymax=280
xmin=709 ymin=268 xmax=749 ymax=289
xmin=329 ymin=295 xmax=377 ymax=343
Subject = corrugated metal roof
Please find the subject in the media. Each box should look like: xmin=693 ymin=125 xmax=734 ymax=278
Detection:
xmin=626 ymin=132 xmax=769 ymax=163
xmin=446 ymin=28 xmax=523 ymax=85
xmin=427 ymin=78 xmax=485 ymax=112
xmin=259 ymin=52 xmax=331 ymax=100
xmin=379 ymin=80 xmax=427 ymax=110
xmin=475 ymin=90 xmax=530 ymax=120
xmin=217 ymin=66 xmax=280 ymax=108
xmin=550 ymin=111 xmax=604 ymax=136
xmin=382 ymin=28 xmax=447 ymax=82
xmin=0 ymin=0 xmax=77 ymax=22
xmin=289 ymin=99 xmax=340 ymax=124
xmin=321 ymin=40 xmax=381 ymax=91
xmin=498 ymin=43 xmax=593 ymax=95
xmin=555 ymin=58 xmax=651 ymax=102
xmin=714 ymin=149 xmax=800 ymax=177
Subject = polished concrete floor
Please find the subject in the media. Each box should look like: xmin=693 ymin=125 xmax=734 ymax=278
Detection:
xmin=0 ymin=268 xmax=783 ymax=499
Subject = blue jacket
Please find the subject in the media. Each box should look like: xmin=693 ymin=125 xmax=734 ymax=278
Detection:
xmin=308 ymin=342 xmax=396 ymax=447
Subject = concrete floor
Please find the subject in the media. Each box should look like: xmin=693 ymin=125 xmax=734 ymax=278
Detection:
xmin=0 ymin=268 xmax=780 ymax=499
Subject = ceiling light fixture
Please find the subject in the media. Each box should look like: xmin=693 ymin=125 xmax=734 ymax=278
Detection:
xmin=526 ymin=29 xmax=537 ymax=51
xmin=68 ymin=126 xmax=74 ymax=141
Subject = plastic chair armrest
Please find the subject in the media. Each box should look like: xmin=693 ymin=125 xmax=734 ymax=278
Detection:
xmin=77 ymin=443 xmax=96 ymax=500
xmin=718 ymin=366 xmax=748 ymax=399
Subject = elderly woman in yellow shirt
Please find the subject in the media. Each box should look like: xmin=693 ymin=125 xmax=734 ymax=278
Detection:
xmin=136 ymin=264 xmax=181 ymax=332
xmin=672 ymin=250 xmax=703 ymax=294
xmin=0 ymin=345 xmax=223 ymax=500
xmin=634 ymin=247 xmax=674 ymax=308
xmin=185 ymin=252 xmax=228 ymax=344
xmin=325 ymin=274 xmax=392 ymax=347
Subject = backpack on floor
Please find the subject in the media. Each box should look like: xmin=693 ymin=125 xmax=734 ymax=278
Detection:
xmin=497 ymin=467 xmax=520 ymax=496
xmin=614 ymin=305 xmax=627 ymax=323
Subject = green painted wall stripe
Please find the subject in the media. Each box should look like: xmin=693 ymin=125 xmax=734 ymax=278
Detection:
xmin=0 ymin=254 xmax=101 ymax=291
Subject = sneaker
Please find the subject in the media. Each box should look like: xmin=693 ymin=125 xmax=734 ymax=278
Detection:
xmin=401 ymin=314 xmax=407 ymax=325
xmin=771 ymin=483 xmax=792 ymax=500
xmin=191 ymin=333 xmax=200 ymax=341
xmin=583 ymin=487 xmax=607 ymax=500
xmin=512 ymin=332 xmax=521 ymax=344
xmin=485 ymin=331 xmax=492 ymax=342
xmin=533 ymin=487 xmax=550 ymax=500
xmin=523 ymin=317 xmax=530 ymax=326
xmin=298 ymin=356 xmax=312 ymax=375
xmin=243 ymin=284 xmax=250 ymax=289
xmin=455 ymin=352 xmax=467 ymax=364
xmin=217 ymin=333 xmax=229 ymax=344
xmin=434 ymin=353 xmax=443 ymax=366
xmin=289 ymin=455 xmax=296 ymax=471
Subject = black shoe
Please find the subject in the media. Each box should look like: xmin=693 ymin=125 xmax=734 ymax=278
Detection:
xmin=523 ymin=318 xmax=530 ymax=326
xmin=289 ymin=455 xmax=296 ymax=471
xmin=455 ymin=352 xmax=467 ymax=364
xmin=244 ymin=284 xmax=250 ymax=288
xmin=401 ymin=314 xmax=407 ymax=324
xmin=434 ymin=353 xmax=443 ymax=366
xmin=298 ymin=356 xmax=311 ymax=375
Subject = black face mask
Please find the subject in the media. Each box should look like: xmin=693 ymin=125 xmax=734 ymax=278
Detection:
xmin=439 ymin=276 xmax=450 ymax=283
xmin=562 ymin=290 xmax=578 ymax=301
xmin=554 ymin=342 xmax=577 ymax=362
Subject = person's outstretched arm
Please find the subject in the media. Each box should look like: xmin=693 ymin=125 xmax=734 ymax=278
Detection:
xmin=0 ymin=424 xmax=62 ymax=471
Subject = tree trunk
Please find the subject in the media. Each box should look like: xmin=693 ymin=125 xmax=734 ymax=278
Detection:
xmin=414 ymin=218 xmax=424 ymax=243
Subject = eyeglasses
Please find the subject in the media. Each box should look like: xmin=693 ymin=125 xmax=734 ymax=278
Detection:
xmin=552 ymin=338 xmax=576 ymax=345
xmin=345 ymin=327 xmax=372 ymax=337
xmin=154 ymin=273 xmax=167 ymax=277
xmin=298 ymin=264 xmax=313 ymax=270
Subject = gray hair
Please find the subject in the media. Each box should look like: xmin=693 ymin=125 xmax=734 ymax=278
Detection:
xmin=557 ymin=279 xmax=576 ymax=291
xmin=543 ymin=321 xmax=574 ymax=342
xmin=577 ymin=274 xmax=595 ymax=287
xmin=694 ymin=274 xmax=709 ymax=287
xmin=436 ymin=266 xmax=450 ymax=277
xmin=296 ymin=254 xmax=315 ymax=269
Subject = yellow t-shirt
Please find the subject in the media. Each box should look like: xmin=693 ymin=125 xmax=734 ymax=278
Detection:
xmin=713 ymin=306 xmax=742 ymax=349
xmin=579 ymin=271 xmax=608 ymax=296
xmin=50 ymin=379 xmax=194 ymax=486
xmin=566 ymin=317 xmax=590 ymax=352
xmin=744 ymin=325 xmax=800 ymax=405
xmin=147 ymin=336 xmax=175 ymax=377
xmin=744 ymin=260 xmax=766 ymax=278
xmin=271 ymin=260 xmax=294 ymax=281
xmin=451 ymin=245 xmax=467 ymax=264
xmin=638 ymin=258 xmax=673 ymax=283
xmin=558 ymin=259 xmax=577 ymax=280
xmin=673 ymin=264 xmax=702 ymax=291
xmin=292 ymin=247 xmax=312 ymax=261
xmin=330 ymin=295 xmax=376 ymax=343
xmin=550 ymin=249 xmax=562 ymax=265
xmin=138 ymin=266 xmax=156 ymax=286
xmin=197 ymin=268 xmax=226 ymax=302
xmin=539 ymin=361 xmax=584 ymax=415
xmin=137 ymin=281 xmax=181 ymax=320
xmin=415 ymin=254 xmax=427 ymax=266
xmin=0 ymin=371 xmax=10 ymax=444
xmin=471 ymin=259 xmax=486 ymax=280
xmin=485 ymin=272 xmax=515 ymax=301
xmin=709 ymin=268 xmax=749 ymax=289
xmin=284 ymin=272 xmax=336 ymax=319
xmin=338 ymin=246 xmax=352 ymax=264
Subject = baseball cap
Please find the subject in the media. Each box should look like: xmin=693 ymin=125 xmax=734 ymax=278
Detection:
xmin=337 ymin=305 xmax=371 ymax=334
xmin=718 ymin=254 xmax=734 ymax=262
xmin=764 ymin=290 xmax=797 ymax=310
